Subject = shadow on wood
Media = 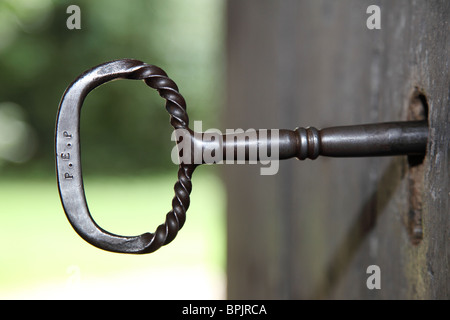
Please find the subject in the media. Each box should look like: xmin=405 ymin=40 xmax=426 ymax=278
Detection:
xmin=310 ymin=158 xmax=404 ymax=299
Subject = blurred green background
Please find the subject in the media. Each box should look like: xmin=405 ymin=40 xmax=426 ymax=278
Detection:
xmin=0 ymin=0 xmax=226 ymax=299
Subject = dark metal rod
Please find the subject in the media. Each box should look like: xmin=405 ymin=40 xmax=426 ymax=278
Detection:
xmin=317 ymin=120 xmax=428 ymax=158
xmin=188 ymin=120 xmax=428 ymax=164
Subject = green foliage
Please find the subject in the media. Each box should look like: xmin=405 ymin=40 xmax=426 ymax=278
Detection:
xmin=0 ymin=0 xmax=224 ymax=175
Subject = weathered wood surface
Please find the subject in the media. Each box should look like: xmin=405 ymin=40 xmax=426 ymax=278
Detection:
xmin=225 ymin=0 xmax=449 ymax=299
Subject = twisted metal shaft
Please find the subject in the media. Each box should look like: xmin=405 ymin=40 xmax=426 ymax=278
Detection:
xmin=130 ymin=62 xmax=195 ymax=252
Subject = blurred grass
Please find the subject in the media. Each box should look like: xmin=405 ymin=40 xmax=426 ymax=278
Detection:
xmin=0 ymin=0 xmax=226 ymax=299
xmin=0 ymin=168 xmax=225 ymax=298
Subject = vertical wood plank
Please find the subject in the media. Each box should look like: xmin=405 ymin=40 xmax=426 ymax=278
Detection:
xmin=226 ymin=0 xmax=449 ymax=299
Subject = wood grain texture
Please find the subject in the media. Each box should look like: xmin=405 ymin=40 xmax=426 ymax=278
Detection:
xmin=225 ymin=0 xmax=449 ymax=299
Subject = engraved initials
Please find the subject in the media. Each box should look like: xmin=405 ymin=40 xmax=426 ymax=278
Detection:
xmin=61 ymin=152 xmax=71 ymax=160
xmin=64 ymin=172 xmax=74 ymax=179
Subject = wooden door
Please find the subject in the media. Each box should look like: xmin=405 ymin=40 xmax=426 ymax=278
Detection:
xmin=225 ymin=0 xmax=449 ymax=299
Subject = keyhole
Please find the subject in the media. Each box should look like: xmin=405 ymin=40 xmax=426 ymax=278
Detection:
xmin=406 ymin=88 xmax=429 ymax=245
xmin=407 ymin=88 xmax=429 ymax=166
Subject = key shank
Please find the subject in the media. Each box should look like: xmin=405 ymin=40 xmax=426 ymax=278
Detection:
xmin=182 ymin=121 xmax=428 ymax=165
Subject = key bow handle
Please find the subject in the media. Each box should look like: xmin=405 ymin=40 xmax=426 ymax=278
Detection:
xmin=56 ymin=59 xmax=194 ymax=254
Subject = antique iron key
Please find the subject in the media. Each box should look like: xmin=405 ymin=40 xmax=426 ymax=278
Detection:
xmin=55 ymin=59 xmax=428 ymax=254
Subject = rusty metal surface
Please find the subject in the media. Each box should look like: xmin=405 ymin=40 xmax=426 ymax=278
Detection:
xmin=56 ymin=59 xmax=429 ymax=254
